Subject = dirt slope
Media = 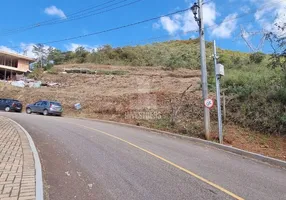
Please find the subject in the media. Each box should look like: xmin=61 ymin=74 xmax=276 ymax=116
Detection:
xmin=0 ymin=64 xmax=285 ymax=161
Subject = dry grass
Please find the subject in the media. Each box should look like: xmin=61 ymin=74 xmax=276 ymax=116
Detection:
xmin=1 ymin=64 xmax=285 ymax=161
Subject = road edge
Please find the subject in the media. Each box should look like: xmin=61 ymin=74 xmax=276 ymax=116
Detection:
xmin=76 ymin=117 xmax=286 ymax=169
xmin=9 ymin=118 xmax=44 ymax=200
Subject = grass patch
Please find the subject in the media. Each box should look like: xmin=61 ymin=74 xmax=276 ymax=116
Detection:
xmin=96 ymin=70 xmax=129 ymax=76
xmin=46 ymin=68 xmax=60 ymax=75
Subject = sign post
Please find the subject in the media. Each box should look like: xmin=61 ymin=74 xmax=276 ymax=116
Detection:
xmin=213 ymin=40 xmax=224 ymax=144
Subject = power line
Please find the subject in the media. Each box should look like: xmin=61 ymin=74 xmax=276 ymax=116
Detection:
xmin=0 ymin=0 xmax=141 ymax=36
xmin=8 ymin=7 xmax=192 ymax=49
xmin=5 ymin=0 xmax=285 ymax=50
xmin=1 ymin=0 xmax=126 ymax=32
xmin=1 ymin=0 xmax=119 ymax=33
xmin=5 ymin=17 xmax=276 ymax=54
xmin=59 ymin=0 xmax=119 ymax=19
xmin=207 ymin=0 xmax=285 ymax=31
xmin=41 ymin=0 xmax=142 ymax=26
xmin=1 ymin=0 xmax=282 ymax=38
xmin=124 ymin=0 xmax=285 ymax=47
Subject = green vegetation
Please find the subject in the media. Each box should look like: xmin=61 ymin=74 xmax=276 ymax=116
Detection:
xmin=45 ymin=39 xmax=218 ymax=69
xmin=31 ymin=34 xmax=285 ymax=135
xmin=28 ymin=68 xmax=44 ymax=80
xmin=249 ymin=52 xmax=266 ymax=64
xmin=96 ymin=70 xmax=129 ymax=76
xmin=221 ymin=63 xmax=285 ymax=134
xmin=221 ymin=26 xmax=286 ymax=135
xmin=46 ymin=68 xmax=60 ymax=75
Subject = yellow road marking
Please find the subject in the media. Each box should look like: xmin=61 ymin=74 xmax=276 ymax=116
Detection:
xmin=70 ymin=121 xmax=244 ymax=200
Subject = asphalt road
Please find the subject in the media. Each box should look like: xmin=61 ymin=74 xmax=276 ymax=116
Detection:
xmin=1 ymin=112 xmax=286 ymax=200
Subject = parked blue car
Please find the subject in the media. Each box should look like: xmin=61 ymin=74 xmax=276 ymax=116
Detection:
xmin=0 ymin=98 xmax=23 ymax=112
xmin=26 ymin=100 xmax=63 ymax=116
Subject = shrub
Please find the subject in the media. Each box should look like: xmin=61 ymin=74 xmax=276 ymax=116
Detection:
xmin=250 ymin=52 xmax=265 ymax=64
xmin=46 ymin=68 xmax=59 ymax=75
xmin=273 ymin=88 xmax=286 ymax=104
xmin=96 ymin=70 xmax=128 ymax=75
xmin=218 ymin=54 xmax=233 ymax=68
xmin=28 ymin=68 xmax=44 ymax=80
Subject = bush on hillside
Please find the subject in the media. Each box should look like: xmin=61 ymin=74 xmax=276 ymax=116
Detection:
xmin=42 ymin=40 xmax=286 ymax=135
xmin=250 ymin=52 xmax=265 ymax=64
xmin=28 ymin=68 xmax=44 ymax=80
xmin=45 ymin=40 xmax=249 ymax=69
xmin=220 ymin=63 xmax=286 ymax=135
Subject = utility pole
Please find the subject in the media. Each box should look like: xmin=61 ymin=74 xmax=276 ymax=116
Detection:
xmin=213 ymin=40 xmax=223 ymax=144
xmin=191 ymin=0 xmax=211 ymax=140
xmin=40 ymin=53 xmax=43 ymax=68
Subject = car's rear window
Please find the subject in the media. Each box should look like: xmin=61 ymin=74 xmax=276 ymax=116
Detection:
xmin=5 ymin=99 xmax=18 ymax=103
xmin=51 ymin=102 xmax=61 ymax=106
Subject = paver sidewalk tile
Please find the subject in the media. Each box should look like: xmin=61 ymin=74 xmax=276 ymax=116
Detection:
xmin=0 ymin=117 xmax=36 ymax=200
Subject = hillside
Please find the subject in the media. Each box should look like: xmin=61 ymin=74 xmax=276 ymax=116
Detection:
xmin=0 ymin=39 xmax=285 ymax=160
xmin=49 ymin=39 xmax=250 ymax=70
xmin=47 ymin=39 xmax=285 ymax=135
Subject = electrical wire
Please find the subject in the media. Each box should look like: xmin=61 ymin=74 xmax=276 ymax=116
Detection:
xmin=7 ymin=7 xmax=191 ymax=49
xmin=0 ymin=0 xmax=119 ymax=33
xmin=207 ymin=0 xmax=285 ymax=31
xmin=0 ymin=0 xmax=142 ymax=36
xmin=5 ymin=0 xmax=285 ymax=50
xmin=41 ymin=0 xmax=142 ymax=26
xmin=1 ymin=0 xmax=283 ymax=38
xmin=6 ymin=18 xmax=277 ymax=54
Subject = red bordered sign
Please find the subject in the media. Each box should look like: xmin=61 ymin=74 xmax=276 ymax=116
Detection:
xmin=204 ymin=99 xmax=214 ymax=109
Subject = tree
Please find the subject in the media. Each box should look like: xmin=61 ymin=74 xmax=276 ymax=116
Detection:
xmin=266 ymin=21 xmax=286 ymax=71
xmin=32 ymin=44 xmax=49 ymax=68
xmin=47 ymin=48 xmax=65 ymax=65
xmin=98 ymin=45 xmax=112 ymax=52
xmin=74 ymin=47 xmax=89 ymax=63
xmin=266 ymin=21 xmax=286 ymax=103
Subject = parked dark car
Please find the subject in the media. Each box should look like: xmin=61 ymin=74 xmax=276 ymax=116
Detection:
xmin=26 ymin=100 xmax=63 ymax=116
xmin=0 ymin=99 xmax=23 ymax=112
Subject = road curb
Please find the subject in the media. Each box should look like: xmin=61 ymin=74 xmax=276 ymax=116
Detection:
xmin=77 ymin=117 xmax=286 ymax=169
xmin=9 ymin=118 xmax=44 ymax=200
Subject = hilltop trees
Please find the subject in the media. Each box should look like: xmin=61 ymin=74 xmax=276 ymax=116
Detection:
xmin=47 ymin=48 xmax=65 ymax=65
xmin=266 ymin=21 xmax=286 ymax=71
xmin=74 ymin=47 xmax=89 ymax=63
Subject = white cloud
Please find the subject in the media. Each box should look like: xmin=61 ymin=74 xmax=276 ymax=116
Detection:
xmin=240 ymin=5 xmax=250 ymax=13
xmin=44 ymin=6 xmax=66 ymax=19
xmin=0 ymin=46 xmax=18 ymax=54
xmin=253 ymin=0 xmax=286 ymax=37
xmin=0 ymin=43 xmax=52 ymax=59
xmin=160 ymin=16 xmax=180 ymax=35
xmin=20 ymin=43 xmax=38 ymax=58
xmin=65 ymin=43 xmax=98 ymax=52
xmin=211 ymin=13 xmax=238 ymax=38
xmin=20 ymin=43 xmax=52 ymax=59
xmin=152 ymin=22 xmax=161 ymax=29
xmin=202 ymin=3 xmax=217 ymax=27
xmin=158 ymin=2 xmax=217 ymax=35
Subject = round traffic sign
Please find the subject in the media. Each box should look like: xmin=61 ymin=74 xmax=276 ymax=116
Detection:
xmin=204 ymin=99 xmax=214 ymax=109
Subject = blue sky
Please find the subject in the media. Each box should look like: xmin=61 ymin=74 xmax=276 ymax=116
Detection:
xmin=0 ymin=0 xmax=285 ymax=57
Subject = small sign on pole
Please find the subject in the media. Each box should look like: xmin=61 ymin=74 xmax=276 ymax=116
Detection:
xmin=204 ymin=99 xmax=214 ymax=109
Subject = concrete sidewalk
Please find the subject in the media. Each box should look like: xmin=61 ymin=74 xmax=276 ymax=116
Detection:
xmin=0 ymin=116 xmax=36 ymax=200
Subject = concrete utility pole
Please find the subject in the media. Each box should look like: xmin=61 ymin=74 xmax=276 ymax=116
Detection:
xmin=213 ymin=40 xmax=223 ymax=144
xmin=191 ymin=0 xmax=211 ymax=140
